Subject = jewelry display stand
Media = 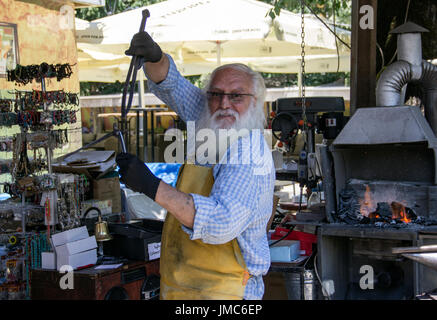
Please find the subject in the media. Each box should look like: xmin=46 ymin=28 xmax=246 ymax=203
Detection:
xmin=1 ymin=63 xmax=82 ymax=300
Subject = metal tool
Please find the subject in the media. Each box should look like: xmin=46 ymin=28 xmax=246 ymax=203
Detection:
xmin=393 ymin=245 xmax=437 ymax=271
xmin=120 ymin=9 xmax=150 ymax=143
xmin=61 ymin=10 xmax=149 ymax=161
xmin=61 ymin=11 xmax=149 ymax=160
xmin=62 ymin=123 xmax=126 ymax=160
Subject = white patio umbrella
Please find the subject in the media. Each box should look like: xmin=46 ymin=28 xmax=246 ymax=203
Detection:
xmin=75 ymin=0 xmax=350 ymax=82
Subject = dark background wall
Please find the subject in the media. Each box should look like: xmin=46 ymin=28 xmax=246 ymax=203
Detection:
xmin=377 ymin=0 xmax=437 ymax=74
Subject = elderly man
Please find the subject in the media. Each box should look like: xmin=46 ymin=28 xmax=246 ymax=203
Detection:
xmin=116 ymin=31 xmax=275 ymax=300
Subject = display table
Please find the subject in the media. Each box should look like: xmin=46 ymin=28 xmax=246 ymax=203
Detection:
xmin=31 ymin=259 xmax=160 ymax=300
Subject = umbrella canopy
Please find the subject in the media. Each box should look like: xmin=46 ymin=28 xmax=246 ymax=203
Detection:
xmin=76 ymin=0 xmax=350 ymax=82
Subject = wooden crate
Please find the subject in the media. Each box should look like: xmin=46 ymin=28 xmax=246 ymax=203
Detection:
xmin=31 ymin=260 xmax=159 ymax=300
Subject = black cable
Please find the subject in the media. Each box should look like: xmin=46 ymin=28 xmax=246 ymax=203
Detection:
xmin=302 ymin=0 xmax=351 ymax=50
xmin=376 ymin=42 xmax=385 ymax=75
xmin=269 ymin=186 xmax=303 ymax=247
xmin=269 ymin=224 xmax=295 ymax=247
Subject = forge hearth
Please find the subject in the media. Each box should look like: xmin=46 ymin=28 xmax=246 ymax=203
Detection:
xmin=327 ymin=106 xmax=437 ymax=223
xmin=334 ymin=180 xmax=437 ymax=227
xmin=316 ymin=104 xmax=437 ymax=299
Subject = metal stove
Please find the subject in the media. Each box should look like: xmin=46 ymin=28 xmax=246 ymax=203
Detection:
xmin=317 ymin=22 xmax=437 ymax=300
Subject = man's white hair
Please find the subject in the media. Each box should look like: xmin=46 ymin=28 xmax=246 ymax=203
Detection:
xmin=191 ymin=64 xmax=267 ymax=164
xmin=200 ymin=63 xmax=267 ymax=131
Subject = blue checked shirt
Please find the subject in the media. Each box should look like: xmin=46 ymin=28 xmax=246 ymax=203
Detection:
xmin=147 ymin=55 xmax=275 ymax=300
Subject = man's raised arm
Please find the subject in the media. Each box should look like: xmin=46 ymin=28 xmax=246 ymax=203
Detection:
xmin=125 ymin=31 xmax=169 ymax=83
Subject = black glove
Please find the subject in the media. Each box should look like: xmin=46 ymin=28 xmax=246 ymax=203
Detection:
xmin=125 ymin=31 xmax=163 ymax=63
xmin=116 ymin=153 xmax=161 ymax=200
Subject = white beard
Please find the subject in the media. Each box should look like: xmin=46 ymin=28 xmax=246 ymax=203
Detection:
xmin=193 ymin=102 xmax=266 ymax=164
xmin=196 ymin=101 xmax=264 ymax=132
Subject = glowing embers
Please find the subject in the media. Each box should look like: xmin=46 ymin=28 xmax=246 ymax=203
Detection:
xmin=365 ymin=201 xmax=416 ymax=224
xmin=359 ymin=185 xmax=415 ymax=223
xmin=335 ymin=183 xmax=433 ymax=227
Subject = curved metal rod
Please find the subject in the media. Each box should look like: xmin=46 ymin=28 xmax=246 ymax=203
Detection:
xmin=121 ymin=9 xmax=150 ymax=151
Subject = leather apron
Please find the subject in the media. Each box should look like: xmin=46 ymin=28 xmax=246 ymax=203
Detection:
xmin=159 ymin=164 xmax=250 ymax=300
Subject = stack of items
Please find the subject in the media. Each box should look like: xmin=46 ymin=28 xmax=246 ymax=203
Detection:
xmin=42 ymin=226 xmax=97 ymax=270
xmin=52 ymin=150 xmax=121 ymax=215
xmin=271 ymin=228 xmax=317 ymax=257
xmin=269 ymin=240 xmax=301 ymax=263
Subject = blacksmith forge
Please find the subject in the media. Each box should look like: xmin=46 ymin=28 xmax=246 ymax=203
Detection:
xmin=317 ymin=21 xmax=437 ymax=300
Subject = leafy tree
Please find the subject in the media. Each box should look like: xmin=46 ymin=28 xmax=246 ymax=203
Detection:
xmin=261 ymin=0 xmax=351 ymax=88
xmin=76 ymin=0 xmax=164 ymax=21
xmin=264 ymin=0 xmax=351 ymax=27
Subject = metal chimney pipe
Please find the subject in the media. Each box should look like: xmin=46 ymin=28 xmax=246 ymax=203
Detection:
xmin=397 ymin=32 xmax=423 ymax=79
xmin=421 ymin=62 xmax=437 ymax=134
xmin=375 ymin=22 xmax=437 ymax=135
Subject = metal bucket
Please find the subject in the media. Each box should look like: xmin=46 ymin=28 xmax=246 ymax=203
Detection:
xmin=283 ymin=269 xmax=318 ymax=300
xmin=283 ymin=271 xmax=302 ymax=300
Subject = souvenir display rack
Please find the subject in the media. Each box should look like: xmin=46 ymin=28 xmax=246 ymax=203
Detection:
xmin=0 ymin=62 xmax=88 ymax=299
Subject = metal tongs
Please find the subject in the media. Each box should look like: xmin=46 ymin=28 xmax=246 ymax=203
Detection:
xmin=62 ymin=122 xmax=126 ymax=160
xmin=120 ymin=9 xmax=150 ymax=150
xmin=62 ymin=10 xmax=150 ymax=160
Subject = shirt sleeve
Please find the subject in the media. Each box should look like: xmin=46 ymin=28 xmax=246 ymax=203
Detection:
xmin=146 ymin=54 xmax=207 ymax=123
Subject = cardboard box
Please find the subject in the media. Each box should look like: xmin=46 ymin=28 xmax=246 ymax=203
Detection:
xmin=56 ymin=249 xmax=98 ymax=271
xmin=269 ymin=240 xmax=301 ymax=262
xmin=93 ymin=176 xmax=120 ymax=200
xmin=55 ymin=236 xmax=97 ymax=257
xmin=111 ymin=196 xmax=121 ymax=213
xmin=41 ymin=252 xmax=56 ymax=270
xmin=51 ymin=226 xmax=89 ymax=247
xmin=92 ymin=174 xmax=121 ymax=214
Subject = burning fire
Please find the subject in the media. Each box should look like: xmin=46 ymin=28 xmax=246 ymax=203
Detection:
xmin=359 ymin=185 xmax=413 ymax=223
xmin=390 ymin=202 xmax=412 ymax=223
xmin=360 ymin=185 xmax=374 ymax=217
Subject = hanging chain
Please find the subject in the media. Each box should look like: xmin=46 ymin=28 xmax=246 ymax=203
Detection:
xmin=300 ymin=0 xmax=308 ymax=135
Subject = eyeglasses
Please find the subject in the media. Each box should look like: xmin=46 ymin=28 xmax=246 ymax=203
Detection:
xmin=206 ymin=91 xmax=254 ymax=105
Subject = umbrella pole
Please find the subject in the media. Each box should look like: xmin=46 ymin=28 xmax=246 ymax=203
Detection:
xmin=216 ymin=41 xmax=221 ymax=67
xmin=138 ymin=71 xmax=145 ymax=110
xmin=138 ymin=72 xmax=145 ymax=159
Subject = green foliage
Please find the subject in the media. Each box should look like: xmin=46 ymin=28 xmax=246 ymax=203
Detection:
xmin=261 ymin=0 xmax=351 ymax=89
xmin=264 ymin=0 xmax=351 ymax=26
xmin=262 ymin=72 xmax=349 ymax=88
xmin=76 ymin=0 xmax=164 ymax=21
xmin=80 ymin=81 xmax=127 ymax=96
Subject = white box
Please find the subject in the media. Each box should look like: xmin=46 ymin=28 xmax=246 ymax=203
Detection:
xmin=55 ymin=236 xmax=97 ymax=257
xmin=41 ymin=252 xmax=56 ymax=270
xmin=56 ymin=249 xmax=98 ymax=271
xmin=51 ymin=226 xmax=89 ymax=247
xmin=269 ymin=240 xmax=301 ymax=262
